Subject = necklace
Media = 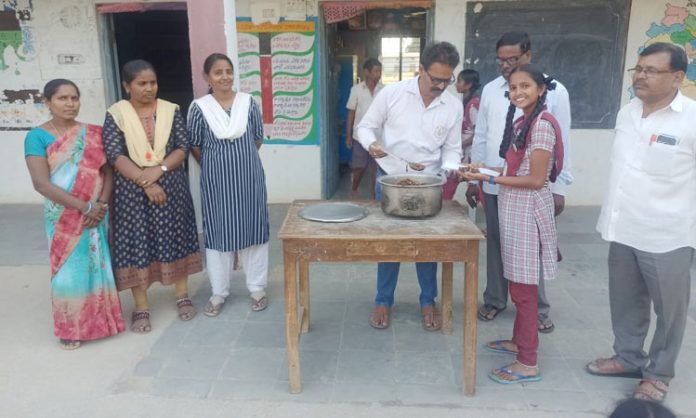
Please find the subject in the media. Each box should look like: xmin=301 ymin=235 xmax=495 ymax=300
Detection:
xmin=138 ymin=112 xmax=156 ymax=144
xmin=134 ymin=103 xmax=157 ymax=143
xmin=49 ymin=120 xmax=69 ymax=137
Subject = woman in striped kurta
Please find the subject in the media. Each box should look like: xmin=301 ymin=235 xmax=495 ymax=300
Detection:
xmin=188 ymin=53 xmax=270 ymax=316
xmin=463 ymin=64 xmax=562 ymax=385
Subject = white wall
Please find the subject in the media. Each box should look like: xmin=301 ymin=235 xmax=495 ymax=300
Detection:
xmin=1 ymin=0 xmax=687 ymax=205
xmin=259 ymin=145 xmax=322 ymax=202
xmin=1 ymin=0 xmax=324 ymax=204
xmin=1 ymin=1 xmax=108 ymax=204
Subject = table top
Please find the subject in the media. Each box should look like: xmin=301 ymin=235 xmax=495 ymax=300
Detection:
xmin=278 ymin=200 xmax=485 ymax=241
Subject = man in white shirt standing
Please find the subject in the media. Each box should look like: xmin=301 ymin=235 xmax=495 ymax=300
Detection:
xmin=587 ymin=43 xmax=695 ymax=403
xmin=346 ymin=58 xmax=384 ymax=199
xmin=469 ymin=32 xmax=573 ymax=333
xmin=356 ymin=41 xmax=463 ymax=331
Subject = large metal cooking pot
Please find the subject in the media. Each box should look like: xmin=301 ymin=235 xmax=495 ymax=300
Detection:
xmin=378 ymin=173 xmax=446 ymax=218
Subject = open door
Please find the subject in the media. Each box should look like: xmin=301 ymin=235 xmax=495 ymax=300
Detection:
xmin=319 ymin=4 xmax=432 ymax=199
xmin=98 ymin=5 xmax=193 ymax=116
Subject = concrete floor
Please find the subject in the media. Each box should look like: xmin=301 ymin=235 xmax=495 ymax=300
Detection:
xmin=2 ymin=182 xmax=695 ymax=417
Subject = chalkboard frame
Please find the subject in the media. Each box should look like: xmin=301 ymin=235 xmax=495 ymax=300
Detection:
xmin=464 ymin=0 xmax=632 ymax=129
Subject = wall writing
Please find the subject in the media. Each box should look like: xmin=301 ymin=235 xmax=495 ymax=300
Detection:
xmin=236 ymin=19 xmax=319 ymax=145
xmin=0 ymin=0 xmax=44 ymax=130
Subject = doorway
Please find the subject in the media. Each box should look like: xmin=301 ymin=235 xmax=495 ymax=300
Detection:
xmin=100 ymin=8 xmax=193 ymax=116
xmin=323 ymin=6 xmax=430 ymax=199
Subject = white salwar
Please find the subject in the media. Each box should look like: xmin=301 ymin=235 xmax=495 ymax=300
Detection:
xmin=205 ymin=241 xmax=269 ymax=300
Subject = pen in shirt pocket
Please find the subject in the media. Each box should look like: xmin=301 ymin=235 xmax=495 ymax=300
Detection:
xmin=650 ymin=134 xmax=678 ymax=146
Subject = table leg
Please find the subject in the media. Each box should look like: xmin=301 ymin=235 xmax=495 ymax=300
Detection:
xmin=299 ymin=260 xmax=310 ymax=333
xmin=441 ymin=262 xmax=453 ymax=334
xmin=463 ymin=256 xmax=479 ymax=396
xmin=284 ymin=249 xmax=301 ymax=393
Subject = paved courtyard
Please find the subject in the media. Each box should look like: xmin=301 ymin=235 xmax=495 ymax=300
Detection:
xmin=1 ymin=200 xmax=695 ymax=418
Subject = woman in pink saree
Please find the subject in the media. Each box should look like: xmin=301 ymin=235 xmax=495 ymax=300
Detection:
xmin=24 ymin=79 xmax=125 ymax=349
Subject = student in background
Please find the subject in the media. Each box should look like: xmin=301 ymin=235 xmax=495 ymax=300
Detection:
xmin=443 ymin=69 xmax=480 ymax=200
xmin=346 ymin=58 xmax=384 ymax=199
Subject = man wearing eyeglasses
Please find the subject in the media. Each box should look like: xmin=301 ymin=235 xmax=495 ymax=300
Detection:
xmin=587 ymin=42 xmax=695 ymax=403
xmin=469 ymin=31 xmax=573 ymax=333
xmin=355 ymin=42 xmax=463 ymax=331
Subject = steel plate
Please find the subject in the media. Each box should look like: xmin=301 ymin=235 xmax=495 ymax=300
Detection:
xmin=298 ymin=202 xmax=369 ymax=223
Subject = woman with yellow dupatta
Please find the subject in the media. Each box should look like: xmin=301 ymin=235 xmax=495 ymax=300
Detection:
xmin=103 ymin=60 xmax=202 ymax=333
xmin=25 ymin=79 xmax=125 ymax=350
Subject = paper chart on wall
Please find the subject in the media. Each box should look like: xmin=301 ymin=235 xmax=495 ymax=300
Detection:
xmin=0 ymin=0 xmax=45 ymax=130
xmin=236 ymin=19 xmax=319 ymax=145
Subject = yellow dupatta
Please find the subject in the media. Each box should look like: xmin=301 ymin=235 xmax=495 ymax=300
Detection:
xmin=107 ymin=99 xmax=178 ymax=167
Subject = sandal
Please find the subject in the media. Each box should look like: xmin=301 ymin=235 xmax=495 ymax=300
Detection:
xmin=131 ymin=310 xmax=151 ymax=333
xmin=537 ymin=318 xmax=555 ymax=333
xmin=633 ymin=379 xmax=668 ymax=403
xmin=251 ymin=295 xmax=268 ymax=312
xmin=485 ymin=340 xmax=519 ymax=355
xmin=176 ymin=296 xmax=197 ymax=321
xmin=59 ymin=339 xmax=81 ymax=350
xmin=478 ymin=304 xmax=506 ymax=321
xmin=489 ymin=362 xmax=542 ymax=385
xmin=421 ymin=305 xmax=442 ymax=331
xmin=204 ymin=295 xmax=225 ymax=317
xmin=586 ymin=356 xmax=642 ymax=379
xmin=369 ymin=305 xmax=390 ymax=329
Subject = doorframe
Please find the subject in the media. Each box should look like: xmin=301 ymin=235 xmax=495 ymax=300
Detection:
xmin=97 ymin=13 xmax=121 ymax=105
xmin=95 ymin=1 xmax=191 ymax=105
xmin=318 ymin=4 xmax=434 ymax=199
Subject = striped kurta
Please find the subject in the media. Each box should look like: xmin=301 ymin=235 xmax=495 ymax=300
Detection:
xmin=498 ymin=118 xmax=558 ymax=285
xmin=187 ymin=98 xmax=269 ymax=252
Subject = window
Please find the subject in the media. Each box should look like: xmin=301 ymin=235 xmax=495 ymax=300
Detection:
xmin=380 ymin=37 xmax=420 ymax=84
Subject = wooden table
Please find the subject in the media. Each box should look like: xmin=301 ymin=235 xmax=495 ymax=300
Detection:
xmin=278 ymin=200 xmax=485 ymax=396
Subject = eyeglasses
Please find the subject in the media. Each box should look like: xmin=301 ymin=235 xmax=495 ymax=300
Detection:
xmin=425 ymin=70 xmax=455 ymax=86
xmin=627 ymin=66 xmax=674 ymax=78
xmin=495 ymin=55 xmax=523 ymax=66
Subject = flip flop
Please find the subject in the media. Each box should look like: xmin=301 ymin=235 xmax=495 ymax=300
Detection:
xmin=251 ymin=295 xmax=268 ymax=312
xmin=421 ymin=305 xmax=442 ymax=331
xmin=478 ymin=304 xmax=506 ymax=321
xmin=489 ymin=365 xmax=543 ymax=385
xmin=586 ymin=356 xmax=642 ymax=379
xmin=369 ymin=305 xmax=390 ymax=329
xmin=485 ymin=340 xmax=519 ymax=355
xmin=633 ymin=379 xmax=668 ymax=403
xmin=537 ymin=318 xmax=555 ymax=333
xmin=59 ymin=339 xmax=81 ymax=350
xmin=204 ymin=301 xmax=224 ymax=317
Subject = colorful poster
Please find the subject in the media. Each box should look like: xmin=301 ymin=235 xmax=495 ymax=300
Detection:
xmin=1 ymin=0 xmax=44 ymax=131
xmin=641 ymin=2 xmax=696 ymax=99
xmin=237 ymin=19 xmax=319 ymax=145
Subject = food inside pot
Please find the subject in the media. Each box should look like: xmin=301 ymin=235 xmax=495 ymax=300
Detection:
xmin=396 ymin=178 xmax=425 ymax=186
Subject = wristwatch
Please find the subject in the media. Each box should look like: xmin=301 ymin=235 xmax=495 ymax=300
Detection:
xmin=160 ymin=164 xmax=168 ymax=173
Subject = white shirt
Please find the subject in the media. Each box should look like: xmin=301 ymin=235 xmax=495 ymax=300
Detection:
xmin=356 ymin=77 xmax=463 ymax=174
xmin=346 ymin=81 xmax=384 ymax=130
xmin=596 ymin=91 xmax=696 ymax=253
xmin=471 ymin=75 xmax=573 ymax=195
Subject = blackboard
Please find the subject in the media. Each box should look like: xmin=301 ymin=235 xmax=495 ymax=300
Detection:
xmin=464 ymin=0 xmax=631 ymax=129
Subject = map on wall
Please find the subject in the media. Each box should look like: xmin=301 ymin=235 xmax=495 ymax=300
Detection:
xmin=236 ymin=19 xmax=319 ymax=145
xmin=643 ymin=2 xmax=696 ymax=98
xmin=1 ymin=0 xmax=44 ymax=130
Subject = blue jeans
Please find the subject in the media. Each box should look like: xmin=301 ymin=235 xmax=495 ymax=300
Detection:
xmin=374 ymin=168 xmax=438 ymax=308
